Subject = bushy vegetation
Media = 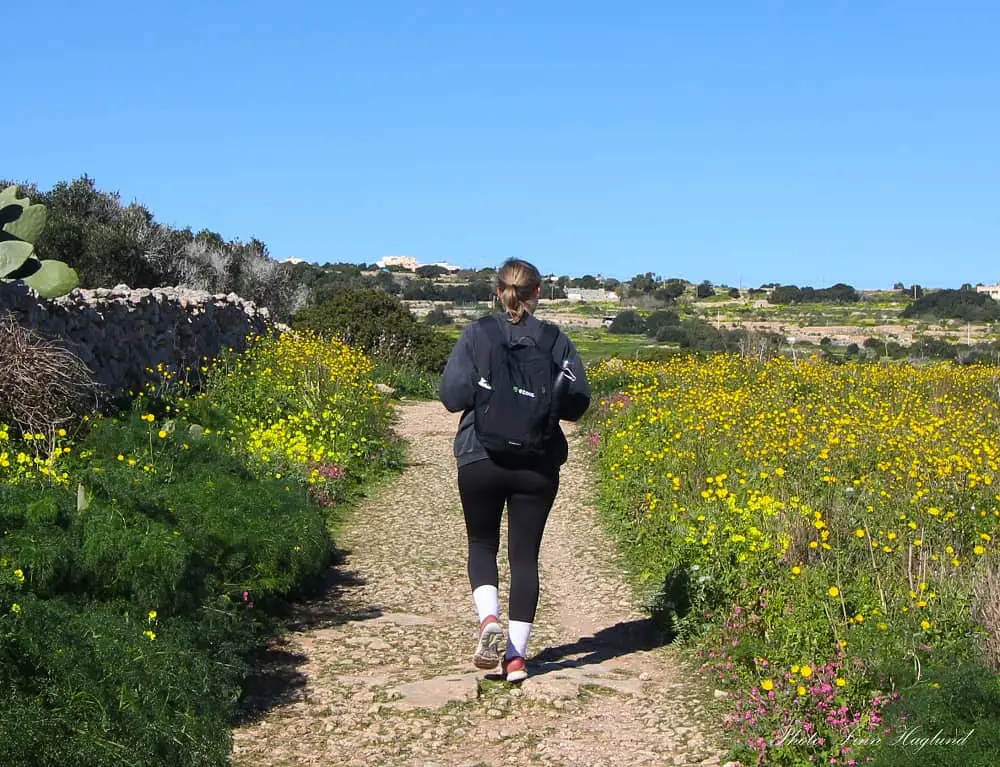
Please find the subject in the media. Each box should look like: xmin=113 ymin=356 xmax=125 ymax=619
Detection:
xmin=0 ymin=177 xmax=500 ymax=317
xmin=900 ymin=288 xmax=1000 ymax=323
xmin=862 ymin=661 xmax=1000 ymax=767
xmin=855 ymin=335 xmax=1000 ymax=364
xmin=696 ymin=280 xmax=716 ymax=298
xmin=424 ymin=305 xmax=454 ymax=325
xmin=615 ymin=272 xmax=687 ymax=303
xmin=587 ymin=357 xmax=1000 ymax=766
xmin=291 ymin=289 xmax=451 ymax=374
xmin=0 ymin=176 xmax=308 ymax=319
xmin=659 ymin=316 xmax=785 ymax=356
xmin=0 ymin=330 xmax=399 ymax=765
xmin=768 ymin=283 xmax=861 ymax=304
xmin=601 ymin=310 xmax=787 ymax=359
xmin=402 ymin=276 xmax=512 ymax=303
xmin=608 ymin=309 xmax=647 ymax=335
xmin=644 ymin=310 xmax=680 ymax=336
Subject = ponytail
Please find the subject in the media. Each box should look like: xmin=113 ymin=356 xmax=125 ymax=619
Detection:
xmin=496 ymin=259 xmax=542 ymax=323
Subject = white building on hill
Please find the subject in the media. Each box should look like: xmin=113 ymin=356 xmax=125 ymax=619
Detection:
xmin=376 ymin=256 xmax=420 ymax=270
xmin=566 ymin=288 xmax=620 ymax=303
xmin=374 ymin=257 xmax=462 ymax=272
xmin=976 ymin=283 xmax=1000 ymax=300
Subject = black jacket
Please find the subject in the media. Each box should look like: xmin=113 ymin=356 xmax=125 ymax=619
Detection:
xmin=439 ymin=312 xmax=591 ymax=468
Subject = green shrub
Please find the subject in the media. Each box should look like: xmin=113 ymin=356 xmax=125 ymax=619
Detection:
xmin=681 ymin=318 xmax=726 ymax=351
xmin=645 ymin=310 xmax=680 ymax=337
xmin=424 ymin=306 xmax=454 ymax=325
xmin=72 ymin=412 xmax=334 ymax=608
xmin=655 ymin=325 xmax=689 ymax=344
xmin=769 ymin=284 xmax=861 ymax=305
xmin=608 ymin=310 xmax=646 ymax=335
xmin=901 ymin=289 xmax=1000 ymax=323
xmin=291 ymin=289 xmax=450 ymax=373
xmin=0 ymin=596 xmax=239 ymax=767
xmin=0 ymin=409 xmax=336 ymax=764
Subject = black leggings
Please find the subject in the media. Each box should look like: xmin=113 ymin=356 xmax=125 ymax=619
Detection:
xmin=458 ymin=457 xmax=559 ymax=623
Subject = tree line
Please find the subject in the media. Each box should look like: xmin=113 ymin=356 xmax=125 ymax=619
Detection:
xmin=1 ymin=175 xmax=308 ymax=319
xmin=5 ymin=176 xmax=995 ymax=326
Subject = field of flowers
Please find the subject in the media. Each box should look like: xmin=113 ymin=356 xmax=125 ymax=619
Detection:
xmin=0 ymin=330 xmax=399 ymax=766
xmin=184 ymin=330 xmax=399 ymax=505
xmin=588 ymin=356 xmax=1000 ymax=766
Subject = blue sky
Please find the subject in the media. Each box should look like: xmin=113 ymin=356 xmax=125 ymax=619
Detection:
xmin=7 ymin=1 xmax=999 ymax=288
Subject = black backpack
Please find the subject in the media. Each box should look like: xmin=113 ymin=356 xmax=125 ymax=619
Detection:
xmin=473 ymin=316 xmax=561 ymax=457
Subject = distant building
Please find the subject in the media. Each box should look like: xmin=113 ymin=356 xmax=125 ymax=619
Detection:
xmin=376 ymin=256 xmax=420 ymax=271
xmin=280 ymin=257 xmax=306 ymax=265
xmin=374 ymin=257 xmax=463 ymax=272
xmin=976 ymin=283 xmax=1000 ymax=300
xmin=566 ymin=288 xmax=620 ymax=303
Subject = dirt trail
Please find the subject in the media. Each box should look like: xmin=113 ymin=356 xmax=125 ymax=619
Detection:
xmin=232 ymin=401 xmax=728 ymax=767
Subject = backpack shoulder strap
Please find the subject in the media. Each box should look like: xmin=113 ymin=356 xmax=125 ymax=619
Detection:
xmin=478 ymin=315 xmax=506 ymax=346
xmin=475 ymin=315 xmax=506 ymax=378
xmin=538 ymin=321 xmax=560 ymax=356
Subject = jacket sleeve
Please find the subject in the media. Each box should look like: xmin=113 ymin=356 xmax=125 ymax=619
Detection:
xmin=439 ymin=324 xmax=479 ymax=413
xmin=553 ymin=332 xmax=591 ymax=422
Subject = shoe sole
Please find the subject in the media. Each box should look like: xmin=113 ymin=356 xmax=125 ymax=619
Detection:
xmin=505 ymin=667 xmax=528 ymax=683
xmin=473 ymin=623 xmax=503 ymax=669
xmin=503 ymin=657 xmax=528 ymax=682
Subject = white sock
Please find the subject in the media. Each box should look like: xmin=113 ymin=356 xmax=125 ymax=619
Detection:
xmin=506 ymin=620 xmax=532 ymax=659
xmin=472 ymin=585 xmax=499 ymax=624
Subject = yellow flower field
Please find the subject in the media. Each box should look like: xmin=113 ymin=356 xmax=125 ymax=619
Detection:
xmin=0 ymin=423 xmax=72 ymax=485
xmin=591 ymin=355 xmax=999 ymax=664
xmin=2 ymin=331 xmax=398 ymax=505
xmin=186 ymin=330 xmax=398 ymax=501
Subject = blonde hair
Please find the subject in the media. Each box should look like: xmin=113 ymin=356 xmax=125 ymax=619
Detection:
xmin=496 ymin=258 xmax=542 ymax=323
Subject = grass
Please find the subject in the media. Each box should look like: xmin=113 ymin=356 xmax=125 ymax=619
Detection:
xmin=697 ymin=294 xmax=736 ymax=303
xmin=371 ymin=361 xmax=440 ymax=400
xmin=432 ymin=316 xmax=670 ymax=365
xmin=703 ymin=301 xmax=909 ymax=327
xmin=566 ymin=329 xmax=658 ymax=363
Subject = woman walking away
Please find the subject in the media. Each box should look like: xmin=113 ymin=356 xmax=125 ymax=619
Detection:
xmin=439 ymin=258 xmax=591 ymax=682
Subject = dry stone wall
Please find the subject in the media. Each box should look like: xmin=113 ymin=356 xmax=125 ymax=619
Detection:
xmin=0 ymin=283 xmax=274 ymax=400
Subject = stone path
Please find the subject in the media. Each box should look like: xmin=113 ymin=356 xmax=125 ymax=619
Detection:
xmin=232 ymin=401 xmax=729 ymax=767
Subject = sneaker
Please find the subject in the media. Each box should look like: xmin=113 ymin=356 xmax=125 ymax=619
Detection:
xmin=473 ymin=616 xmax=503 ymax=669
xmin=502 ymin=655 xmax=528 ymax=683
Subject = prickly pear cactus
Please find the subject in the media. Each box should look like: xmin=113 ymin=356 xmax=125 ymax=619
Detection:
xmin=0 ymin=185 xmax=79 ymax=297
